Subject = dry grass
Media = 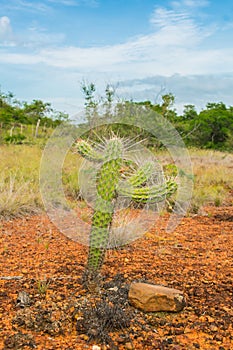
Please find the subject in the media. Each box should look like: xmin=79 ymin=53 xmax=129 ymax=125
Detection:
xmin=0 ymin=144 xmax=232 ymax=219
xmin=152 ymin=148 xmax=233 ymax=213
xmin=0 ymin=173 xmax=40 ymax=219
xmin=189 ymin=149 xmax=233 ymax=212
xmin=0 ymin=145 xmax=42 ymax=219
xmin=0 ymin=145 xmax=81 ymax=219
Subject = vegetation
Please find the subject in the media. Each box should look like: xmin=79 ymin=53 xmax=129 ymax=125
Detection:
xmin=0 ymin=84 xmax=232 ymax=220
xmin=1 ymin=85 xmax=233 ymax=150
xmin=1 ymin=143 xmax=232 ymax=219
xmin=81 ymin=83 xmax=233 ymax=151
xmin=0 ymin=89 xmax=69 ymax=145
xmin=155 ymin=148 xmax=233 ymax=213
xmin=0 ymin=85 xmax=232 ymax=349
xmin=0 ymin=145 xmax=80 ymax=219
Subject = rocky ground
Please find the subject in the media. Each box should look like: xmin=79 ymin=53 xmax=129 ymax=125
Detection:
xmin=0 ymin=205 xmax=232 ymax=350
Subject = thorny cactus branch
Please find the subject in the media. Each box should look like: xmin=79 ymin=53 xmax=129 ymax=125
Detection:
xmin=75 ymin=137 xmax=177 ymax=285
xmin=126 ymin=161 xmax=156 ymax=187
xmin=75 ymin=139 xmax=103 ymax=162
xmin=117 ymin=180 xmax=177 ymax=203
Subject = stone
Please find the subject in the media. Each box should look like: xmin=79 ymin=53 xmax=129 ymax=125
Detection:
xmin=92 ymin=346 xmax=101 ymax=350
xmin=125 ymin=342 xmax=133 ymax=350
xmin=128 ymin=283 xmax=185 ymax=312
xmin=16 ymin=291 xmax=31 ymax=308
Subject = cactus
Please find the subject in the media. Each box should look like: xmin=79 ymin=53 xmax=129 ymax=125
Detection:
xmin=75 ymin=137 xmax=177 ymax=284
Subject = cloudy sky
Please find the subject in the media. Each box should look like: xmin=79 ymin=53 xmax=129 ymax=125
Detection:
xmin=1 ymin=0 xmax=233 ymax=115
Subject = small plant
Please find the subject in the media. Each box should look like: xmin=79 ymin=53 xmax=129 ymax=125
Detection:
xmin=214 ymin=195 xmax=222 ymax=207
xmin=37 ymin=277 xmax=50 ymax=295
xmin=75 ymin=137 xmax=177 ymax=286
xmin=0 ymin=172 xmax=40 ymax=219
xmin=44 ymin=241 xmax=50 ymax=251
xmin=2 ymin=244 xmax=9 ymax=255
xmin=4 ymin=134 xmax=26 ymax=144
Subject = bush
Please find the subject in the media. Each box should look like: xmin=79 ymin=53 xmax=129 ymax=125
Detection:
xmin=4 ymin=134 xmax=26 ymax=144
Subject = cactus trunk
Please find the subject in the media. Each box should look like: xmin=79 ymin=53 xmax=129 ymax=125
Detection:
xmin=85 ymin=139 xmax=123 ymax=279
xmin=87 ymin=161 xmax=121 ymax=277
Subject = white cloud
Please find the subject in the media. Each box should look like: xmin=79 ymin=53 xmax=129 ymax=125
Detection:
xmin=1 ymin=29 xmax=233 ymax=78
xmin=0 ymin=1 xmax=218 ymax=75
xmin=0 ymin=16 xmax=11 ymax=38
xmin=3 ymin=0 xmax=51 ymax=13
xmin=182 ymin=0 xmax=209 ymax=8
xmin=171 ymin=0 xmax=209 ymax=9
xmin=26 ymin=26 xmax=66 ymax=47
xmin=0 ymin=16 xmax=16 ymax=46
xmin=0 ymin=17 xmax=65 ymax=48
xmin=150 ymin=6 xmax=212 ymax=46
xmin=0 ymin=1 xmax=220 ymax=73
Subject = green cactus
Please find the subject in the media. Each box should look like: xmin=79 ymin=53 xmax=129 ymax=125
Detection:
xmin=75 ymin=137 xmax=177 ymax=284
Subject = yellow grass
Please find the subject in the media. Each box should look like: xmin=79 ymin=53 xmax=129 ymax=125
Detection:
xmin=189 ymin=148 xmax=233 ymax=212
xmin=0 ymin=144 xmax=81 ymax=218
xmin=153 ymin=148 xmax=233 ymax=213
xmin=0 ymin=144 xmax=232 ymax=218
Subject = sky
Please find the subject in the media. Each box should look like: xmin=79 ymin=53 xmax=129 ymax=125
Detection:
xmin=1 ymin=0 xmax=233 ymax=116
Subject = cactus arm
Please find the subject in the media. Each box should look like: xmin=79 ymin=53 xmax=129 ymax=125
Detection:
xmin=126 ymin=161 xmax=156 ymax=187
xmin=75 ymin=139 xmax=103 ymax=162
xmin=118 ymin=180 xmax=177 ymax=203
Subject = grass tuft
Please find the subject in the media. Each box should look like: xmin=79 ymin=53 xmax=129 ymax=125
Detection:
xmin=0 ymin=172 xmax=41 ymax=219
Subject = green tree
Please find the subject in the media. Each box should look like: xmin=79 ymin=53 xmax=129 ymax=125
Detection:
xmin=190 ymin=102 xmax=233 ymax=149
xmin=183 ymin=104 xmax=198 ymax=120
xmin=138 ymin=93 xmax=177 ymax=122
xmin=81 ymin=81 xmax=98 ymax=126
xmin=23 ymin=100 xmax=52 ymax=124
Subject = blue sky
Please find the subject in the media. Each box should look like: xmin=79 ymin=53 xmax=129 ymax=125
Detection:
xmin=1 ymin=0 xmax=233 ymax=116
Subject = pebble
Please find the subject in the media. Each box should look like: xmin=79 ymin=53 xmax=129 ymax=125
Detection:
xmin=80 ymin=334 xmax=89 ymax=341
xmin=210 ymin=324 xmax=218 ymax=332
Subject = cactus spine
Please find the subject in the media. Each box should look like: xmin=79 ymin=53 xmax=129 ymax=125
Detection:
xmin=76 ymin=137 xmax=177 ymax=283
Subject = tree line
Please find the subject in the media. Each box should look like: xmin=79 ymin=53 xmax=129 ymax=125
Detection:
xmin=1 ymin=84 xmax=233 ymax=150
xmin=0 ymin=90 xmax=68 ymax=127
xmin=0 ymin=89 xmax=69 ymax=143
xmin=81 ymin=83 xmax=233 ymax=151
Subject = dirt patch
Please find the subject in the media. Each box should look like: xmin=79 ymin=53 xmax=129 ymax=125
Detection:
xmin=0 ymin=206 xmax=232 ymax=349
